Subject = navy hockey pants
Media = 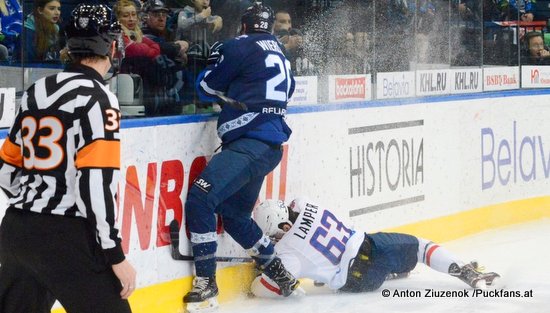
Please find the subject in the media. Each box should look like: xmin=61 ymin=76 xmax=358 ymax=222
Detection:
xmin=185 ymin=138 xmax=283 ymax=277
xmin=342 ymin=232 xmax=419 ymax=292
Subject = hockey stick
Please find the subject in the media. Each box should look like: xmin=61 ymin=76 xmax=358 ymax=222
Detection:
xmin=169 ymin=219 xmax=254 ymax=263
xmin=215 ymin=92 xmax=248 ymax=111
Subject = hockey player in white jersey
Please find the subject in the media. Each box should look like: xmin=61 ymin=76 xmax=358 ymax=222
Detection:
xmin=251 ymin=198 xmax=500 ymax=298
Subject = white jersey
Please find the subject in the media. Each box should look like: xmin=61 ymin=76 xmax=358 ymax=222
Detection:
xmin=252 ymin=197 xmax=365 ymax=297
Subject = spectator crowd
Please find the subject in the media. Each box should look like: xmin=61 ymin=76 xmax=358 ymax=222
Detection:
xmin=2 ymin=0 xmax=550 ymax=116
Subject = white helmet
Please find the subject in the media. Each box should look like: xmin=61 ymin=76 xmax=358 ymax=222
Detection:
xmin=254 ymin=199 xmax=291 ymax=237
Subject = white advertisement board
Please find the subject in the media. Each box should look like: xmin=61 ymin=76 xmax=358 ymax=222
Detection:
xmin=1 ymin=90 xmax=550 ymax=312
xmin=284 ymin=93 xmax=550 ymax=231
xmin=0 ymin=88 xmax=16 ymax=128
xmin=2 ymin=92 xmax=550 ymax=279
xmin=288 ymin=76 xmax=318 ymax=105
xmin=376 ymin=71 xmax=415 ymax=99
xmin=483 ymin=66 xmax=520 ymax=91
xmin=327 ymin=74 xmax=372 ymax=102
xmin=521 ymin=65 xmax=550 ymax=88
xmin=451 ymin=68 xmax=483 ymax=94
xmin=416 ymin=69 xmax=451 ymax=96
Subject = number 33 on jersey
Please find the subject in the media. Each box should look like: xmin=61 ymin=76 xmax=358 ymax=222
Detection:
xmin=20 ymin=108 xmax=120 ymax=171
xmin=0 ymin=72 xmax=121 ymax=201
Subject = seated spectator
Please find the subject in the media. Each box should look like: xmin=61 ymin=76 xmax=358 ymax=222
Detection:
xmin=450 ymin=0 xmax=484 ymax=66
xmin=336 ymin=31 xmax=359 ymax=74
xmin=499 ymin=0 xmax=536 ymax=22
xmin=327 ymin=29 xmax=372 ymax=75
xmin=482 ymin=0 xmax=505 ymax=21
xmin=209 ymin=0 xmax=250 ymax=39
xmin=176 ymin=0 xmax=222 ymax=64
xmin=350 ymin=30 xmax=371 ymax=74
xmin=0 ymin=0 xmax=22 ymax=61
xmin=521 ymin=31 xmax=550 ymax=64
xmin=273 ymin=9 xmax=303 ymax=73
xmin=116 ymin=0 xmax=160 ymax=59
xmin=0 ymin=43 xmax=7 ymax=60
xmin=17 ymin=0 xmax=62 ymax=63
xmin=372 ymin=0 xmax=415 ymax=72
xmin=176 ymin=0 xmax=223 ymax=112
xmin=117 ymin=0 xmax=186 ymax=116
xmin=141 ymin=0 xmax=191 ymax=114
xmin=410 ymin=0 xmax=436 ymax=34
xmin=142 ymin=0 xmax=188 ymax=63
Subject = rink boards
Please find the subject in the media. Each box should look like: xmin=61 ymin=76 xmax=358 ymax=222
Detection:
xmin=0 ymin=89 xmax=549 ymax=312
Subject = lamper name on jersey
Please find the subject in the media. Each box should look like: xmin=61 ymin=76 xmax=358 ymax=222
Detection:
xmin=293 ymin=202 xmax=319 ymax=239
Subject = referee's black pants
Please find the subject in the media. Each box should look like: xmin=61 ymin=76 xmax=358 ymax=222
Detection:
xmin=0 ymin=209 xmax=132 ymax=313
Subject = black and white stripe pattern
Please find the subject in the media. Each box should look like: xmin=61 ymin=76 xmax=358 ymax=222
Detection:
xmin=0 ymin=69 xmax=122 ymax=252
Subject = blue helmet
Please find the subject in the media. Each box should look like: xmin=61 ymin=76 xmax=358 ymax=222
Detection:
xmin=65 ymin=4 xmax=121 ymax=57
xmin=241 ymin=2 xmax=274 ymax=34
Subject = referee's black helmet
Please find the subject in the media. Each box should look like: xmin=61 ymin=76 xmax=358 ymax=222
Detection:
xmin=65 ymin=4 xmax=122 ymax=57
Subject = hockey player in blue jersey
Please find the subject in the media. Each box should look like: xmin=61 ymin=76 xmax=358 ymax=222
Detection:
xmin=251 ymin=198 xmax=501 ymax=298
xmin=182 ymin=2 xmax=298 ymax=312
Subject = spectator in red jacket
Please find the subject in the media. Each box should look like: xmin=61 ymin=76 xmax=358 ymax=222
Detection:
xmin=116 ymin=0 xmax=183 ymax=116
xmin=115 ymin=0 xmax=160 ymax=59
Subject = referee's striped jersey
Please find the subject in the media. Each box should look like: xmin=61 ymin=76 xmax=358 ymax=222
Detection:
xmin=0 ymin=64 xmax=125 ymax=264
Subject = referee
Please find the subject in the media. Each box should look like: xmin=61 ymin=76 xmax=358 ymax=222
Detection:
xmin=0 ymin=4 xmax=135 ymax=313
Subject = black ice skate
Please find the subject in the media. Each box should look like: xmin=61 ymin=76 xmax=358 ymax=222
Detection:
xmin=449 ymin=261 xmax=500 ymax=288
xmin=260 ymin=257 xmax=300 ymax=297
xmin=183 ymin=276 xmax=219 ymax=313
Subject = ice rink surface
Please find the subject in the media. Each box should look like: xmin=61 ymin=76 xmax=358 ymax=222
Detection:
xmin=219 ymin=219 xmax=550 ymax=313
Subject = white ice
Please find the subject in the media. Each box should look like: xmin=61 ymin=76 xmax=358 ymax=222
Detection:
xmin=219 ymin=219 xmax=550 ymax=313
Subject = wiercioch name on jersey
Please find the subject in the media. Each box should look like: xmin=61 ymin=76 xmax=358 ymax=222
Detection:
xmin=255 ymin=40 xmax=284 ymax=55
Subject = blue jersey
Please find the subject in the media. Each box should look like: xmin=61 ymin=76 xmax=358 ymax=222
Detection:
xmin=0 ymin=0 xmax=22 ymax=43
xmin=198 ymin=32 xmax=295 ymax=144
xmin=500 ymin=0 xmax=535 ymax=14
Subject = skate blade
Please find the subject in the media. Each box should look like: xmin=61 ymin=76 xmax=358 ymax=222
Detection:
xmin=186 ymin=297 xmax=219 ymax=313
xmin=292 ymin=286 xmax=307 ymax=297
xmin=474 ymin=279 xmax=487 ymax=289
